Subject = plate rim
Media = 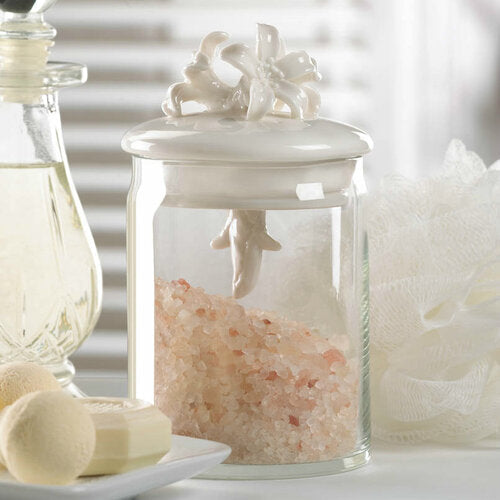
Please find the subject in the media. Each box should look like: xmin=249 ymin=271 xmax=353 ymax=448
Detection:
xmin=0 ymin=434 xmax=231 ymax=498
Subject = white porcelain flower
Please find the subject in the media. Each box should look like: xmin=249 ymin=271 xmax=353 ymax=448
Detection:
xmin=163 ymin=24 xmax=321 ymax=121
xmin=221 ymin=24 xmax=321 ymax=120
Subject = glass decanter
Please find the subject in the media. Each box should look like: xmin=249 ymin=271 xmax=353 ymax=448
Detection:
xmin=0 ymin=0 xmax=102 ymax=391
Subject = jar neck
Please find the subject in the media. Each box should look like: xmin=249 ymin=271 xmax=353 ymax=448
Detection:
xmin=0 ymin=91 xmax=65 ymax=166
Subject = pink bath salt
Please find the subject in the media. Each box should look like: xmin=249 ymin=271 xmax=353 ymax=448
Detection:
xmin=322 ymin=348 xmax=346 ymax=367
xmin=176 ymin=278 xmax=191 ymax=290
xmin=265 ymin=370 xmax=278 ymax=381
xmin=307 ymin=379 xmax=319 ymax=388
xmin=154 ymin=278 xmax=358 ymax=465
xmin=295 ymin=375 xmax=309 ymax=389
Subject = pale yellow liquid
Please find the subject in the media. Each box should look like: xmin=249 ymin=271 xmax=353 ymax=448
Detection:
xmin=0 ymin=162 xmax=101 ymax=367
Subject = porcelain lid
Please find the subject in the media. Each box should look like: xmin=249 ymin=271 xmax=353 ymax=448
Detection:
xmin=121 ymin=113 xmax=372 ymax=164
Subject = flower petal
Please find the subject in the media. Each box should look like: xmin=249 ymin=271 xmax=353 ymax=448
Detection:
xmin=198 ymin=31 xmax=229 ymax=60
xmin=302 ymin=85 xmax=321 ymax=119
xmin=277 ymin=38 xmax=287 ymax=59
xmin=221 ymin=43 xmax=258 ymax=79
xmin=162 ymin=82 xmax=196 ymax=116
xmin=275 ymin=51 xmax=320 ymax=82
xmin=257 ymin=24 xmax=281 ymax=61
xmin=273 ymin=79 xmax=308 ymax=119
xmin=247 ymin=79 xmax=275 ymax=121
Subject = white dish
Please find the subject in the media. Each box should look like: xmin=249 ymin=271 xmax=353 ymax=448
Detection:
xmin=0 ymin=435 xmax=231 ymax=500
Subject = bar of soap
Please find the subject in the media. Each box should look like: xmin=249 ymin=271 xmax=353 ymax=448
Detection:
xmin=80 ymin=398 xmax=171 ymax=476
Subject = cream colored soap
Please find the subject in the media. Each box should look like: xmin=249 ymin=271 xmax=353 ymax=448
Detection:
xmin=81 ymin=398 xmax=172 ymax=476
xmin=0 ymin=391 xmax=95 ymax=485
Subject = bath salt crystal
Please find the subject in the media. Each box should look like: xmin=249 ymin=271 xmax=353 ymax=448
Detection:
xmin=154 ymin=278 xmax=358 ymax=464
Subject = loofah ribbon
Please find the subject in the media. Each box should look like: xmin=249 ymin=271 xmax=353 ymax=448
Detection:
xmin=368 ymin=139 xmax=500 ymax=443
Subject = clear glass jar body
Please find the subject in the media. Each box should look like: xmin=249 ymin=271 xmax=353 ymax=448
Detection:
xmin=127 ymin=157 xmax=370 ymax=478
xmin=0 ymin=88 xmax=102 ymax=387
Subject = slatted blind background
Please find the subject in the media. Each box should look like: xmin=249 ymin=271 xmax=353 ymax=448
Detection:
xmin=45 ymin=0 xmax=499 ymax=375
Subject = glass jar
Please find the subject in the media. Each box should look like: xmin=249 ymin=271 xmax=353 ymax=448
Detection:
xmin=123 ymin=112 xmax=372 ymax=478
xmin=0 ymin=4 xmax=102 ymax=390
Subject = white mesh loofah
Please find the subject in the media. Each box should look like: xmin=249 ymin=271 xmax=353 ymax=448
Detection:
xmin=368 ymin=139 xmax=500 ymax=443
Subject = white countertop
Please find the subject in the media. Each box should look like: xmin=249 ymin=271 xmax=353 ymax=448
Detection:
xmin=76 ymin=372 xmax=500 ymax=500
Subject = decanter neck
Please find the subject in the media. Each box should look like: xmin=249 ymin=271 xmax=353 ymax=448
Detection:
xmin=0 ymin=11 xmax=55 ymax=103
xmin=0 ymin=11 xmax=56 ymax=40
xmin=0 ymin=10 xmax=55 ymax=68
xmin=0 ymin=38 xmax=53 ymax=72
xmin=0 ymin=92 xmax=65 ymax=165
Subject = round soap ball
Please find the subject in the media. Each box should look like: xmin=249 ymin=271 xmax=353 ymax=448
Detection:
xmin=0 ymin=391 xmax=96 ymax=485
xmin=0 ymin=362 xmax=60 ymax=410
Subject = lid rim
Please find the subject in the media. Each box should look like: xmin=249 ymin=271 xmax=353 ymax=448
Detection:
xmin=121 ymin=113 xmax=373 ymax=164
xmin=126 ymin=152 xmax=365 ymax=166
